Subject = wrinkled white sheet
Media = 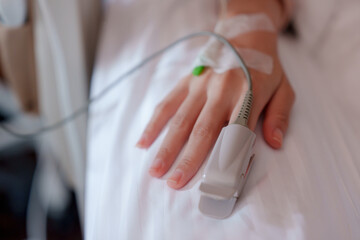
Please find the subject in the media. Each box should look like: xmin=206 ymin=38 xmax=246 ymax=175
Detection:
xmin=85 ymin=0 xmax=360 ymax=239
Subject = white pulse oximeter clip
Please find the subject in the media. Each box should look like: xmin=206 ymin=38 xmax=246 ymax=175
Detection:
xmin=199 ymin=123 xmax=256 ymax=219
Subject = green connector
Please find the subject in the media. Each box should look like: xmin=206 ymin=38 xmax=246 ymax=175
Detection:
xmin=192 ymin=65 xmax=205 ymax=76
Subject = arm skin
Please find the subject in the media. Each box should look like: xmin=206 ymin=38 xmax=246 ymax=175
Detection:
xmin=136 ymin=0 xmax=295 ymax=190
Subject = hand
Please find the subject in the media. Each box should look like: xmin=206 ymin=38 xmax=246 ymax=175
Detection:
xmin=136 ymin=32 xmax=295 ymax=189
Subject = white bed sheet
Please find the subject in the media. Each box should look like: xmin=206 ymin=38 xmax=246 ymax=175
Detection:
xmin=85 ymin=0 xmax=360 ymax=239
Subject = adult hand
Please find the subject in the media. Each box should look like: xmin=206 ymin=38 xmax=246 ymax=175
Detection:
xmin=136 ymin=31 xmax=295 ymax=189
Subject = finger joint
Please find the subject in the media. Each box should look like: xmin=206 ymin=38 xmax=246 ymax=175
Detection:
xmin=192 ymin=124 xmax=213 ymax=140
xmin=170 ymin=113 xmax=190 ymax=130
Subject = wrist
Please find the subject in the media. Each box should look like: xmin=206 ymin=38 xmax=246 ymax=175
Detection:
xmin=229 ymin=31 xmax=278 ymax=57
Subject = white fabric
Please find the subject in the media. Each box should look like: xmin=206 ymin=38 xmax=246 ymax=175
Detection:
xmin=34 ymin=0 xmax=93 ymax=221
xmin=85 ymin=0 xmax=360 ymax=239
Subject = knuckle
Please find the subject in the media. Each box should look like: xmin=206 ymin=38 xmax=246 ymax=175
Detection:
xmin=180 ymin=156 xmax=196 ymax=172
xmin=157 ymin=147 xmax=172 ymax=159
xmin=192 ymin=124 xmax=212 ymax=139
xmin=274 ymin=112 xmax=289 ymax=127
xmin=170 ymin=112 xmax=189 ymax=130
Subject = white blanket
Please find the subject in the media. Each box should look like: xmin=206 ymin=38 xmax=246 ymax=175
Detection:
xmin=85 ymin=0 xmax=360 ymax=239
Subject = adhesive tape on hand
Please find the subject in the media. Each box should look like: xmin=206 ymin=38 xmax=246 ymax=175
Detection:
xmin=215 ymin=13 xmax=276 ymax=38
xmin=194 ymin=13 xmax=276 ymax=75
xmin=194 ymin=43 xmax=274 ymax=75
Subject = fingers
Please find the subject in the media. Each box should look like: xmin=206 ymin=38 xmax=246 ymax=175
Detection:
xmin=136 ymin=77 xmax=190 ymax=148
xmin=167 ymin=101 xmax=228 ymax=189
xmin=262 ymin=74 xmax=295 ymax=149
xmin=148 ymin=91 xmax=206 ymax=178
xmin=141 ymin=67 xmax=295 ymax=191
xmin=228 ymin=70 xmax=295 ymax=149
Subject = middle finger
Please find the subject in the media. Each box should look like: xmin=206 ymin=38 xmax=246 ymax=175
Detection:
xmin=166 ymin=99 xmax=229 ymax=189
xmin=149 ymin=86 xmax=207 ymax=178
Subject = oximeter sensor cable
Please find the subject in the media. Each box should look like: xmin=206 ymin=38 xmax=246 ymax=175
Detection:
xmin=0 ymin=31 xmax=253 ymax=139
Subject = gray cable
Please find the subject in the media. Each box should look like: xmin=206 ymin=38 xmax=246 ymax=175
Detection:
xmin=0 ymin=31 xmax=253 ymax=139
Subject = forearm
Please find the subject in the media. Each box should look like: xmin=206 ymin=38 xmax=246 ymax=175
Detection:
xmin=226 ymin=0 xmax=287 ymax=31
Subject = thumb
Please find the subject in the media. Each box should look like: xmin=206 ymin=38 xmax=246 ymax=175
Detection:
xmin=263 ymin=74 xmax=295 ymax=149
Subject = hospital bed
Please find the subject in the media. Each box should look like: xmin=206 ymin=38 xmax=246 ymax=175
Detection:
xmin=85 ymin=0 xmax=360 ymax=239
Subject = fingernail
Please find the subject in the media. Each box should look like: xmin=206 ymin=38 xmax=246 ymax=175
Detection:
xmin=150 ymin=158 xmax=164 ymax=171
xmin=167 ymin=169 xmax=184 ymax=185
xmin=136 ymin=133 xmax=148 ymax=148
xmin=273 ymin=128 xmax=283 ymax=146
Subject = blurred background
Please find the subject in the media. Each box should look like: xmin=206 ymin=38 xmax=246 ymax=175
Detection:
xmin=0 ymin=84 xmax=82 ymax=239
xmin=0 ymin=0 xmax=101 ymax=239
